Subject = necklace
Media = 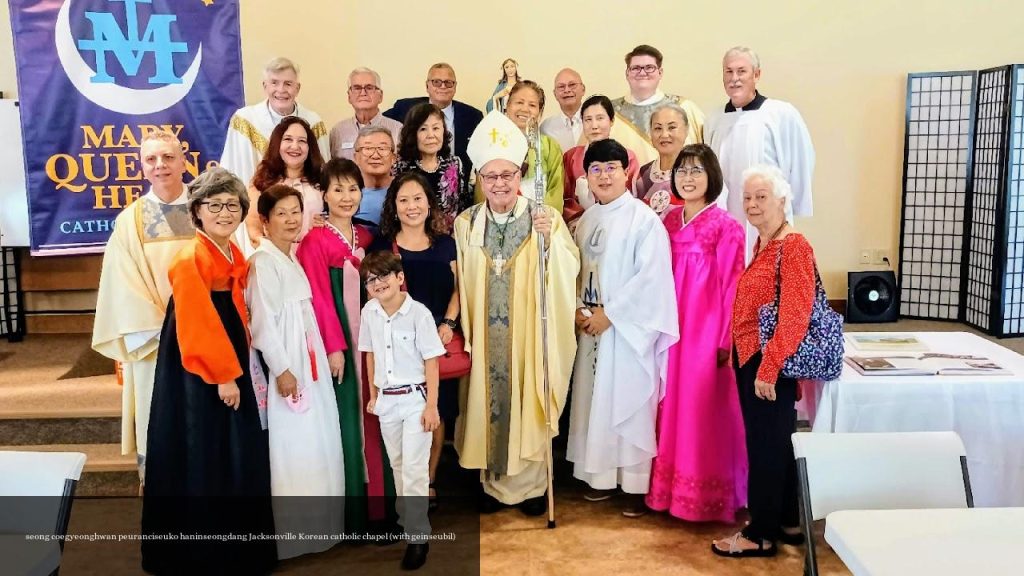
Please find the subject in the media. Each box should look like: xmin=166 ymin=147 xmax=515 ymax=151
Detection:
xmin=416 ymin=157 xmax=440 ymax=173
xmin=754 ymin=221 xmax=788 ymax=258
xmin=486 ymin=204 xmax=515 ymax=276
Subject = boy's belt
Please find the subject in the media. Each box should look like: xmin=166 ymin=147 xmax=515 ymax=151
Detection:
xmin=381 ymin=383 xmax=426 ymax=396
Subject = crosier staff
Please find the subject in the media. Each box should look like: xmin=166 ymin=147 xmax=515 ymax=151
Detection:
xmin=526 ymin=117 xmax=556 ymax=529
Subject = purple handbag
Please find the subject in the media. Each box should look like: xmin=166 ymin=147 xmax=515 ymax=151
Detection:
xmin=758 ymin=244 xmax=845 ymax=381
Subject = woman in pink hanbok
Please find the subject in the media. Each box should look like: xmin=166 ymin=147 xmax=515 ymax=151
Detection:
xmin=296 ymin=158 xmax=396 ymax=534
xmin=646 ymin=144 xmax=747 ymax=523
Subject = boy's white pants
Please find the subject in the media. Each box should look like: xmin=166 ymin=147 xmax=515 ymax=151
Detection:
xmin=374 ymin=388 xmax=432 ymax=543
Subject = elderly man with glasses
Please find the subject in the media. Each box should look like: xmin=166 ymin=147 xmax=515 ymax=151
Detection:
xmin=610 ymin=45 xmax=705 ymax=165
xmin=454 ymin=111 xmax=579 ymax=517
xmin=351 ymin=125 xmax=397 ymax=226
xmin=330 ymin=67 xmax=403 ymax=160
xmin=540 ymin=68 xmax=586 ymax=152
xmin=384 ymin=62 xmax=484 ymax=175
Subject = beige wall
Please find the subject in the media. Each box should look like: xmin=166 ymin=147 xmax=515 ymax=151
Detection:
xmin=3 ymin=0 xmax=1024 ymax=296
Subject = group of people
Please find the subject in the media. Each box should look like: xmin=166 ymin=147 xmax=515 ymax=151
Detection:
xmin=91 ymin=43 xmax=823 ymax=575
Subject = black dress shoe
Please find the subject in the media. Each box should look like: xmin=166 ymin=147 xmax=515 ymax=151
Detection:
xmin=428 ymin=483 xmax=439 ymax=513
xmin=519 ymin=495 xmax=547 ymax=517
xmin=401 ymin=542 xmax=429 ymax=570
xmin=479 ymin=492 xmax=507 ymax=514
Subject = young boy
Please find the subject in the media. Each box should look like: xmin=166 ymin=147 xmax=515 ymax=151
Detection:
xmin=358 ymin=251 xmax=445 ymax=571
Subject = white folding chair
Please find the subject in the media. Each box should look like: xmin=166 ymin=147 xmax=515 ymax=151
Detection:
xmin=0 ymin=451 xmax=87 ymax=576
xmin=791 ymin=431 xmax=972 ymax=576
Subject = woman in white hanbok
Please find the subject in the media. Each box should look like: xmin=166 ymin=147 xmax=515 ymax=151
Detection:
xmin=247 ymin=183 xmax=345 ymax=559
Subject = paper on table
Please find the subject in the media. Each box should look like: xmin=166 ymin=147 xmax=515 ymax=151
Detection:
xmin=846 ymin=333 xmax=929 ymax=352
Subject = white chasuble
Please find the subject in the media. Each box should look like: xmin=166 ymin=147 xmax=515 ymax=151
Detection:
xmin=566 ymin=193 xmax=678 ymax=493
xmin=92 ymin=191 xmax=193 ymax=457
xmin=454 ymin=197 xmax=580 ymax=504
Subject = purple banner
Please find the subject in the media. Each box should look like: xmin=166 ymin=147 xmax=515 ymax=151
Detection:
xmin=8 ymin=0 xmax=244 ymax=254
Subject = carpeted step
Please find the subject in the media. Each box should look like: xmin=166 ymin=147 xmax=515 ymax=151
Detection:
xmin=0 ymin=413 xmax=121 ymax=446
xmin=0 ymin=443 xmax=138 ymax=497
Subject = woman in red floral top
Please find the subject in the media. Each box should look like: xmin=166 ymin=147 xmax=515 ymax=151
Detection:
xmin=712 ymin=164 xmax=817 ymax=559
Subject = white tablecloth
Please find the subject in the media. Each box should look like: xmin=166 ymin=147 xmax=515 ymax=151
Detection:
xmin=812 ymin=332 xmax=1024 ymax=507
xmin=825 ymin=507 xmax=1024 ymax=575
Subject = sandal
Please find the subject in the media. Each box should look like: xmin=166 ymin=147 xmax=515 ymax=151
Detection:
xmin=711 ymin=532 xmax=776 ymax=558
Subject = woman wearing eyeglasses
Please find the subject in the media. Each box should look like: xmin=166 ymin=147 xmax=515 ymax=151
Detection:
xmin=486 ymin=58 xmax=521 ymax=114
xmin=646 ymin=144 xmax=747 ymax=527
xmin=561 ymin=95 xmax=640 ymax=224
xmin=243 ymin=117 xmax=325 ymax=254
xmin=394 ymin=103 xmax=468 ymax=233
xmin=635 ymin=103 xmax=691 ymax=217
xmin=142 ymin=168 xmax=276 ymax=575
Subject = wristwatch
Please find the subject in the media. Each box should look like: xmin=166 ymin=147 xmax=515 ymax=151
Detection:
xmin=439 ymin=318 xmax=458 ymax=329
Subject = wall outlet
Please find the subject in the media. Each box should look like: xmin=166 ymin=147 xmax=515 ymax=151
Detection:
xmin=859 ymin=249 xmax=871 ymax=265
xmin=872 ymin=249 xmax=890 ymax=265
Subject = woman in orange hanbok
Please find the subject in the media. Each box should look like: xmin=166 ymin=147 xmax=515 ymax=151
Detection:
xmin=141 ymin=167 xmax=276 ymax=575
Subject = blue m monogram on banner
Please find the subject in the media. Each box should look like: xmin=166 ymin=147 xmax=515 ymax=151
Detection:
xmin=76 ymin=0 xmax=188 ymax=85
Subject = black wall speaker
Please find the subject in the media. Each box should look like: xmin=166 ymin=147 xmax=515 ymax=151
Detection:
xmin=847 ymin=271 xmax=899 ymax=323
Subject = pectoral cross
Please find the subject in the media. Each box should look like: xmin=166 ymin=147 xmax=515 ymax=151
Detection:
xmin=492 ymin=253 xmax=506 ymax=276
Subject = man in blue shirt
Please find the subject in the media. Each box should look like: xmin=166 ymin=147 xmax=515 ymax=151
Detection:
xmin=352 ymin=125 xmax=396 ymax=227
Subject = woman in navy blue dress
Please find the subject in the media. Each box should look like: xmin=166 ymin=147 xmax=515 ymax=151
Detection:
xmin=368 ymin=171 xmax=459 ymax=511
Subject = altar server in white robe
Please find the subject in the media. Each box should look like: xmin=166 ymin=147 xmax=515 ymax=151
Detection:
xmin=247 ymin=183 xmax=345 ymax=559
xmin=220 ymin=57 xmax=330 ymax=250
xmin=92 ymin=130 xmax=194 ymax=479
xmin=706 ymin=46 xmax=815 ymax=260
xmin=567 ymin=138 xmax=678 ymax=517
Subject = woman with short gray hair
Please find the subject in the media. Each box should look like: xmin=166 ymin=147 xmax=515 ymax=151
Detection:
xmin=142 ymin=167 xmax=276 ymax=574
xmin=634 ymin=103 xmax=690 ymax=216
xmin=712 ymin=164 xmax=819 ymax=558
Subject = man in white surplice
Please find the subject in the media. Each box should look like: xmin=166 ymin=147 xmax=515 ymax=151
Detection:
xmin=92 ymin=130 xmax=194 ymax=482
xmin=219 ymin=56 xmax=330 ymax=250
xmin=566 ymin=139 xmax=678 ymax=517
xmin=706 ymin=46 xmax=815 ymax=260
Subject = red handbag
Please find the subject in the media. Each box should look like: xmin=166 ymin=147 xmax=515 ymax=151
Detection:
xmin=392 ymin=241 xmax=471 ymax=380
xmin=439 ymin=330 xmax=471 ymax=380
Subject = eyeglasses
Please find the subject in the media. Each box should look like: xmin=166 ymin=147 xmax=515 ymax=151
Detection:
xmin=201 ymin=201 xmax=242 ymax=213
xmin=673 ymin=166 xmax=706 ymax=178
xmin=587 ymin=163 xmax=624 ymax=177
xmin=355 ymin=145 xmax=392 ymax=157
xmin=627 ymin=64 xmax=660 ymax=76
xmin=348 ymin=84 xmax=380 ymax=94
xmin=428 ymin=79 xmax=456 ymax=89
xmin=364 ymin=273 xmax=393 ymax=287
xmin=479 ymin=171 xmax=518 ymax=185
xmin=555 ymin=82 xmax=581 ymax=92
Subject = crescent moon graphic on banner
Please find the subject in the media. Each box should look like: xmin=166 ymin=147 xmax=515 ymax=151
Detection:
xmin=54 ymin=0 xmax=202 ymax=115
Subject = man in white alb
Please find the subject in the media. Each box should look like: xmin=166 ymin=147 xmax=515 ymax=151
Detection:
xmin=92 ymin=130 xmax=194 ymax=484
xmin=706 ymin=46 xmax=815 ymax=259
xmin=220 ymin=56 xmax=329 ymax=248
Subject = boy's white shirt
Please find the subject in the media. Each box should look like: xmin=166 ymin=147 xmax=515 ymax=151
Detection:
xmin=358 ymin=292 xmax=446 ymax=388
